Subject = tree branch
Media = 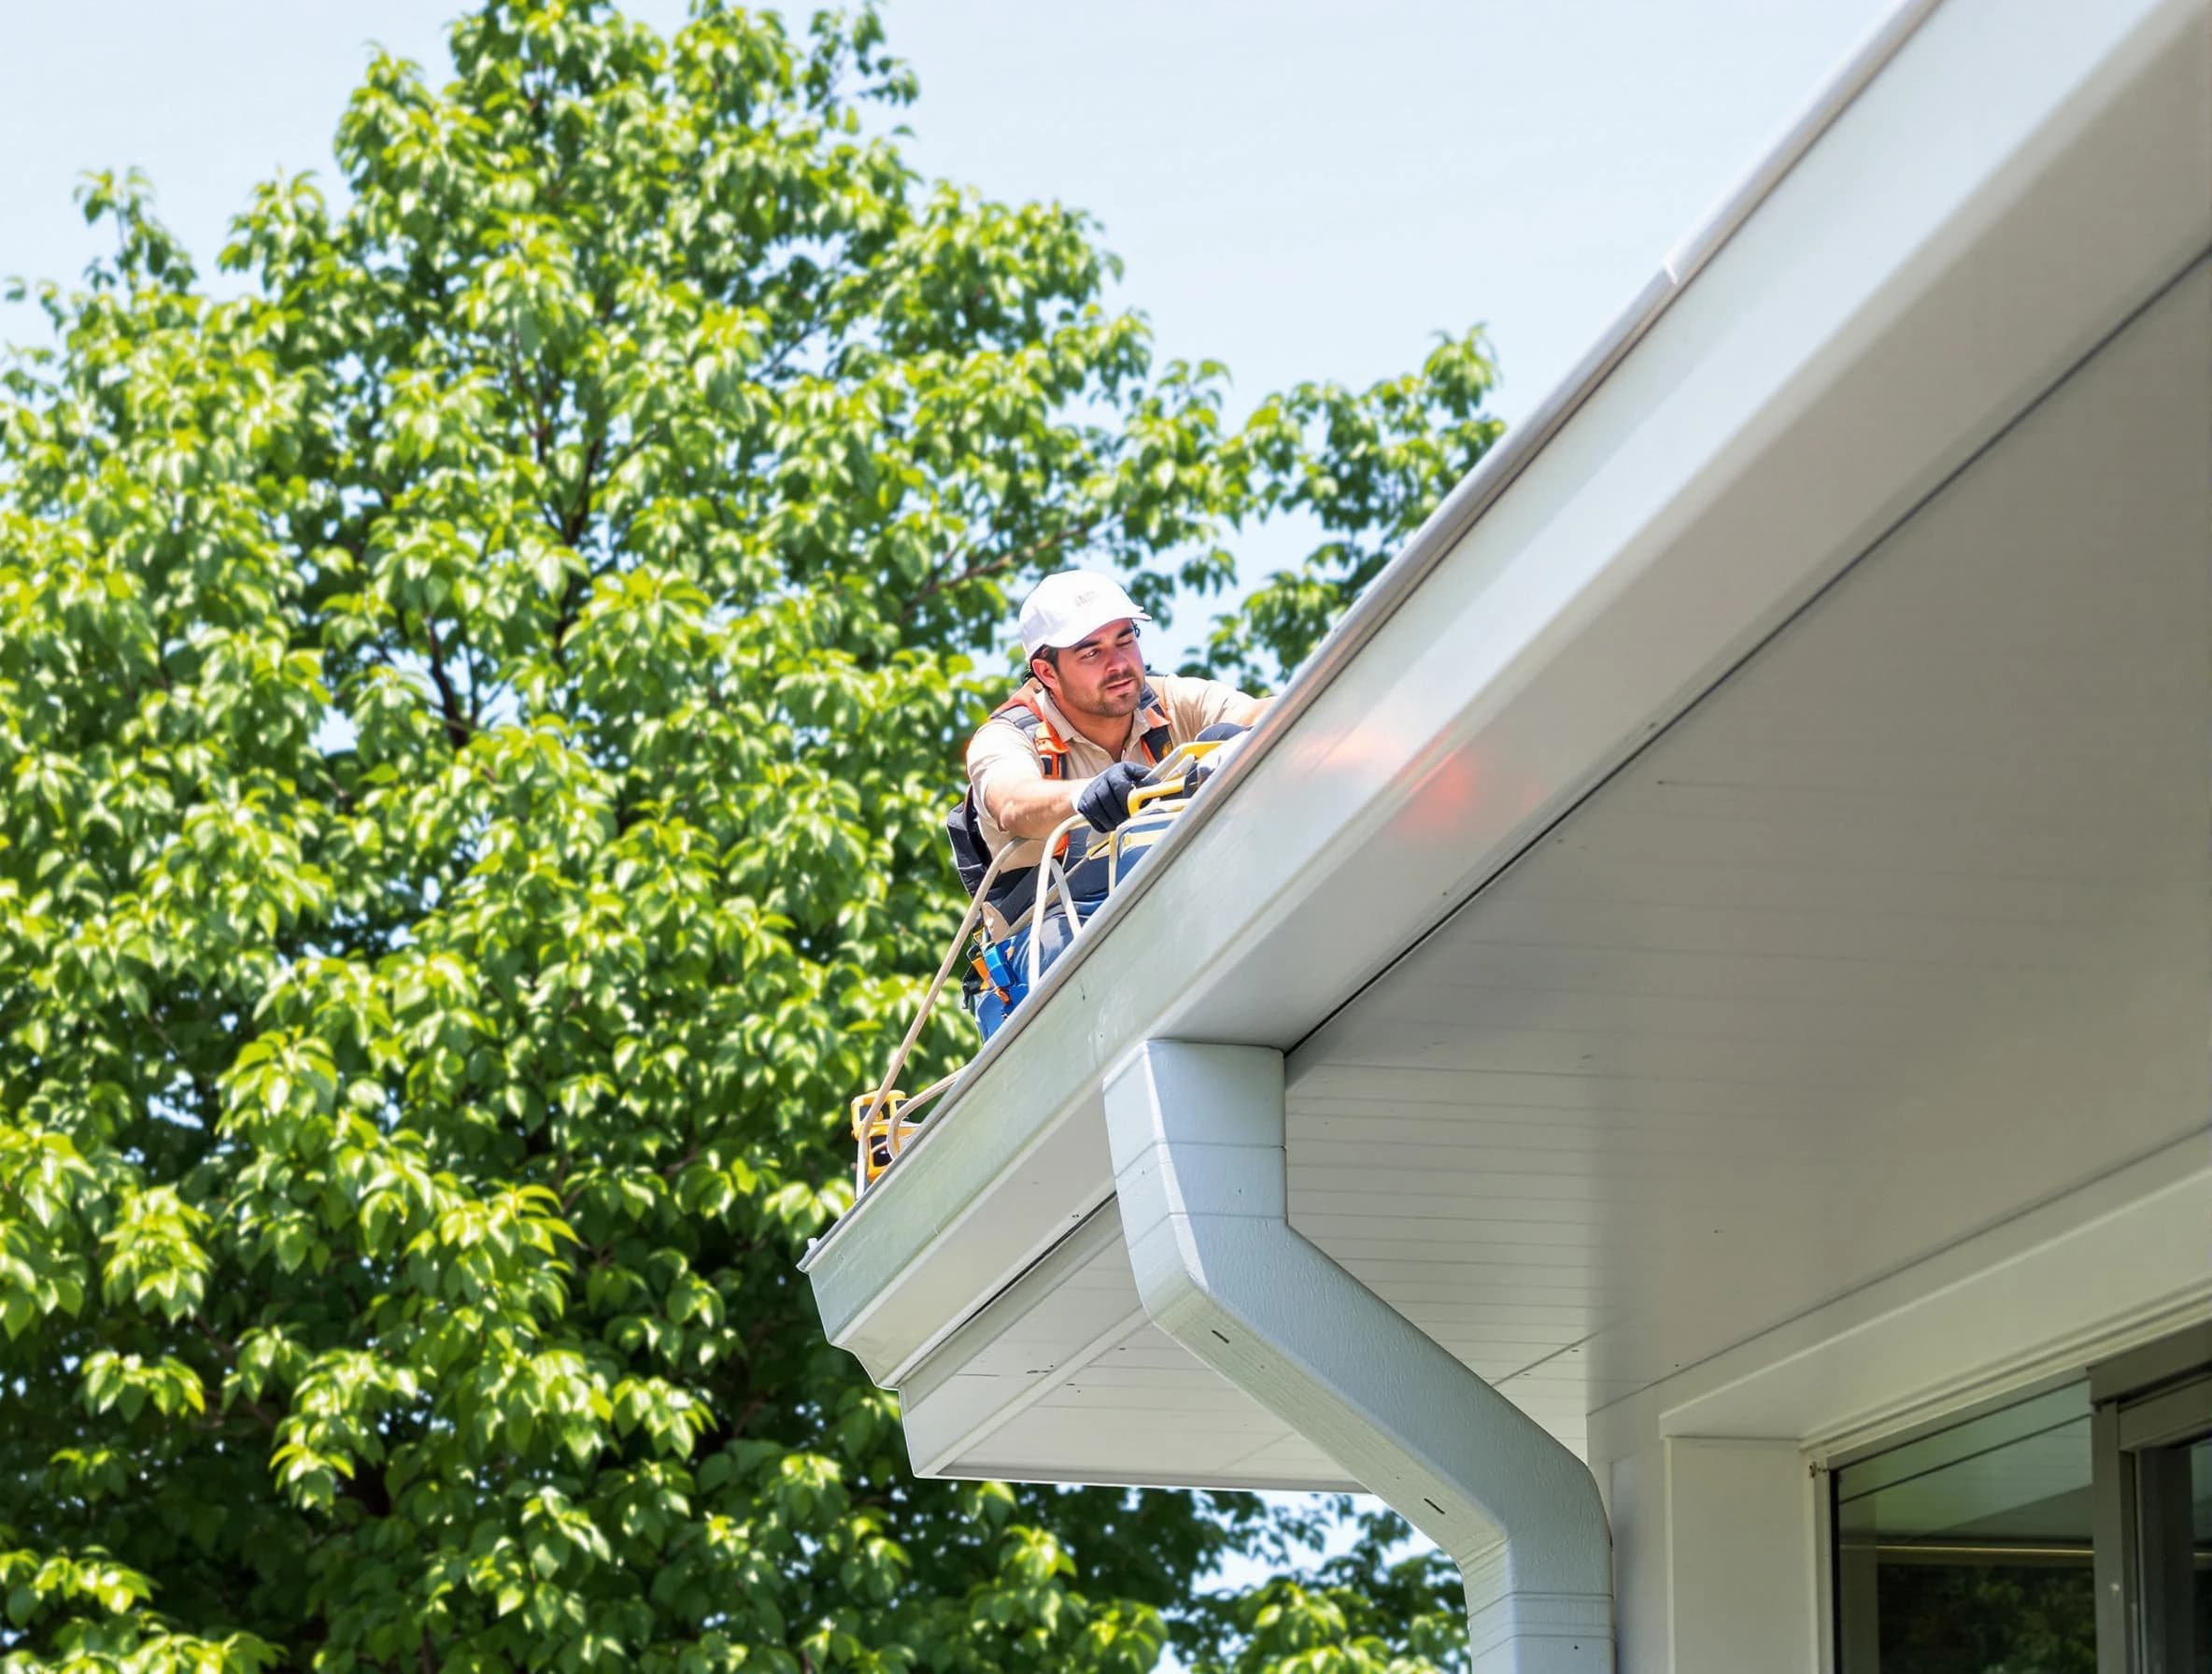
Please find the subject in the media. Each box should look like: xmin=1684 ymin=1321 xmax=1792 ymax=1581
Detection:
xmin=560 ymin=433 xmax=604 ymax=547
xmin=418 ymin=613 xmax=473 ymax=750
xmin=508 ymin=333 xmax=554 ymax=467
xmin=900 ymin=520 xmax=1092 ymax=622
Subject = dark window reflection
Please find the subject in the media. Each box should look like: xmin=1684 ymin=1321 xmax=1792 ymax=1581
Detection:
xmin=1836 ymin=1386 xmax=2096 ymax=1674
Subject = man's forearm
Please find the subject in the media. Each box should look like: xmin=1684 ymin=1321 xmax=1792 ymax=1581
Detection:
xmin=985 ymin=776 xmax=1085 ymax=841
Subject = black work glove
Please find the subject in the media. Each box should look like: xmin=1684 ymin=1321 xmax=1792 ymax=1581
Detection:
xmin=1076 ymin=761 xmax=1151 ymax=831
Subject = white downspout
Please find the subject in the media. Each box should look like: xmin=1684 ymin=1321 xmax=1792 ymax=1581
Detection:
xmin=1102 ymin=1041 xmax=1613 ymax=1674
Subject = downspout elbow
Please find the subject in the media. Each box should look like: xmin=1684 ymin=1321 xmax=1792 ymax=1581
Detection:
xmin=1103 ymin=1041 xmax=1613 ymax=1674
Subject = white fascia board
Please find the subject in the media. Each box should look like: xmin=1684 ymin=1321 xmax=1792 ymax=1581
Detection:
xmin=928 ymin=1454 xmax=1361 ymax=1495
xmin=804 ymin=0 xmax=2212 ymax=1391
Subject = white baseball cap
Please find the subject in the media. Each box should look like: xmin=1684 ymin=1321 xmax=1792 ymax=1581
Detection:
xmin=1017 ymin=570 xmax=1154 ymax=659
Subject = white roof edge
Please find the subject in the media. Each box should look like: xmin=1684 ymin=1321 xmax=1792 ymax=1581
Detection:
xmin=803 ymin=0 xmax=2212 ymax=1389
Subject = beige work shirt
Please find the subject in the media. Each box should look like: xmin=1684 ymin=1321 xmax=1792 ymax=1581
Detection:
xmin=966 ymin=674 xmax=1253 ymax=935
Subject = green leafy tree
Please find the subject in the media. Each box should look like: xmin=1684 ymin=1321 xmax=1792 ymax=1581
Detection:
xmin=1198 ymin=337 xmax=1502 ymax=690
xmin=1175 ymin=1508 xmax=1471 ymax=1674
xmin=1875 ymin=1563 xmax=2096 ymax=1674
xmin=0 ymin=3 xmax=1495 ymax=1669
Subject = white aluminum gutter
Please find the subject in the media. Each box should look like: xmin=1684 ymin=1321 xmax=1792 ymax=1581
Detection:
xmin=1105 ymin=1042 xmax=1611 ymax=1672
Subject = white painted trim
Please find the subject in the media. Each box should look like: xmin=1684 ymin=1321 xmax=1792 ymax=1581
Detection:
xmin=1583 ymin=1140 xmax=2211 ymax=1673
xmin=1664 ymin=1440 xmax=1818 ymax=1674
xmin=1811 ymin=1462 xmax=1837 ymax=1674
xmin=1102 ymin=1041 xmax=1612 ymax=1673
xmin=1633 ymin=1131 xmax=2212 ymax=1459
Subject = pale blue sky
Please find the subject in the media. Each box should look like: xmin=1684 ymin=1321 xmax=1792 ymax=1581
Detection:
xmin=2 ymin=0 xmax=1888 ymax=658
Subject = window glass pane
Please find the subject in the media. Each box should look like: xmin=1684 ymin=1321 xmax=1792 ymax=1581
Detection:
xmin=1836 ymin=1385 xmax=2097 ymax=1674
xmin=1837 ymin=1385 xmax=2090 ymax=1503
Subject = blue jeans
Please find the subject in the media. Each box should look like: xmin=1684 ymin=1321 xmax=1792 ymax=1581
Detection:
xmin=972 ymin=835 xmax=1156 ymax=1040
xmin=977 ymin=896 xmax=1109 ymax=1040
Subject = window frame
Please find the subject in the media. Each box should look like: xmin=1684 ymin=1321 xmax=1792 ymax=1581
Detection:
xmin=2089 ymin=1325 xmax=2212 ymax=1674
xmin=1827 ymin=1319 xmax=2212 ymax=1674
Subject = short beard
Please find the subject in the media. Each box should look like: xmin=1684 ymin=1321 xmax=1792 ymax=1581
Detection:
xmin=1076 ymin=674 xmax=1141 ymax=719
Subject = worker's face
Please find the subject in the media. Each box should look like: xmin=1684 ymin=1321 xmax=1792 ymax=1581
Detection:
xmin=1036 ymin=618 xmax=1143 ymax=719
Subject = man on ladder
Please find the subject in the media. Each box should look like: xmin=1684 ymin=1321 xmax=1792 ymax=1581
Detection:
xmin=950 ymin=570 xmax=1270 ymax=1026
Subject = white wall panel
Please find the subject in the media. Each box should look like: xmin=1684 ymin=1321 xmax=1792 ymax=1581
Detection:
xmin=1666 ymin=1440 xmax=1819 ymax=1674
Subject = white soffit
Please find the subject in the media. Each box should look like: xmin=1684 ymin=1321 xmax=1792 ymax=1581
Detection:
xmin=1285 ymin=254 xmax=2212 ymax=1430
xmin=802 ymin=0 xmax=2212 ymax=1405
xmin=896 ymin=1205 xmax=1362 ymax=1491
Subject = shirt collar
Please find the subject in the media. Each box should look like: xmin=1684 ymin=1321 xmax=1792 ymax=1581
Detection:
xmin=1028 ymin=678 xmax=1159 ymax=756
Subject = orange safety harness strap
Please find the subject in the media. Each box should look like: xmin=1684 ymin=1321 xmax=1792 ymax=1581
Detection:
xmin=943 ymin=681 xmax=1172 ymax=920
